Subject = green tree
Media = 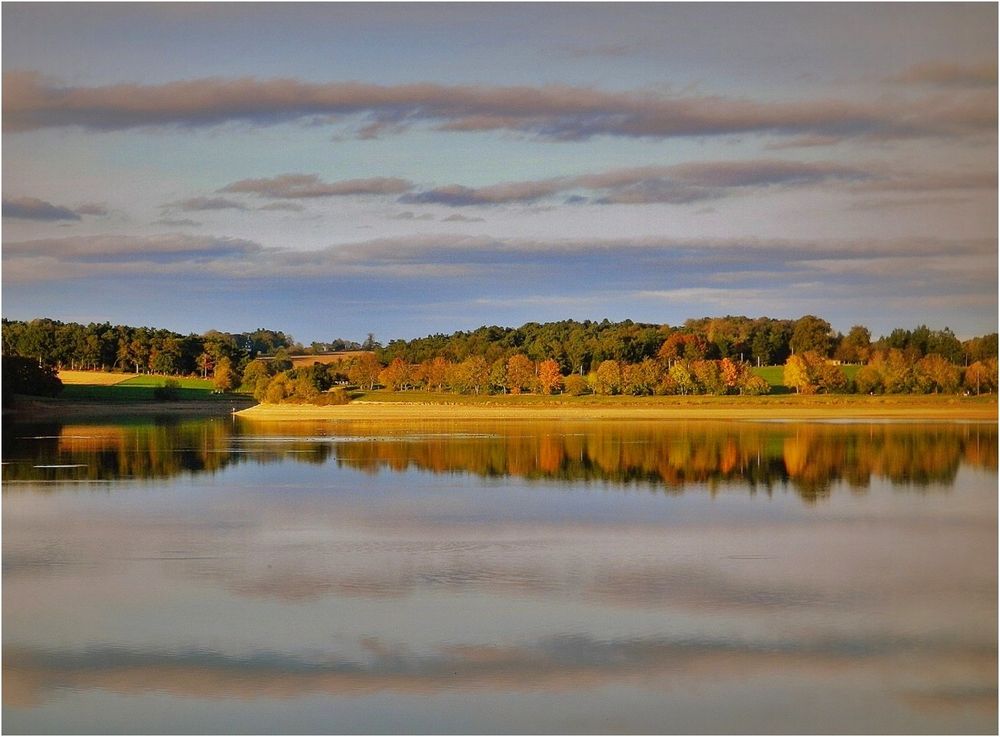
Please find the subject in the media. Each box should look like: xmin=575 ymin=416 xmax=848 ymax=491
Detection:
xmin=790 ymin=315 xmax=834 ymax=357
xmin=835 ymin=325 xmax=872 ymax=364
xmin=489 ymin=357 xmax=508 ymax=394
xmin=271 ymin=347 xmax=293 ymax=372
xmin=2 ymin=356 xmax=63 ymax=402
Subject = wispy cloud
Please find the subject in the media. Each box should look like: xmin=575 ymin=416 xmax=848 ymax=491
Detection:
xmin=152 ymin=217 xmax=203 ymax=227
xmin=163 ymin=196 xmax=247 ymax=212
xmin=219 ymin=173 xmax=413 ymax=199
xmin=5 ymin=71 xmax=995 ymax=142
xmin=401 ymin=159 xmax=873 ymax=206
xmin=255 ymin=202 xmax=306 ymax=212
xmin=72 ymin=202 xmax=110 ymax=217
xmin=890 ymin=60 xmax=998 ymax=88
xmin=388 ymin=211 xmax=435 ymax=221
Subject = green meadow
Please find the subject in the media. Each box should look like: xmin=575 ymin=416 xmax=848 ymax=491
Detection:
xmin=60 ymin=375 xmax=218 ymax=402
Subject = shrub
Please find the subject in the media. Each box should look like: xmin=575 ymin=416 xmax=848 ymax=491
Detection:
xmin=563 ymin=374 xmax=589 ymax=396
xmin=2 ymin=356 xmax=63 ymax=403
xmin=153 ymin=378 xmax=181 ymax=401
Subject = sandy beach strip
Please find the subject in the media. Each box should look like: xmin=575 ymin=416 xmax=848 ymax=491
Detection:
xmin=236 ymin=397 xmax=998 ymax=423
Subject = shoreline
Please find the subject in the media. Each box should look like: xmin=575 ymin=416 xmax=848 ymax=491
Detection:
xmin=4 ymin=396 xmax=255 ymax=421
xmin=236 ymin=395 xmax=998 ymax=423
xmin=6 ymin=393 xmax=996 ymax=423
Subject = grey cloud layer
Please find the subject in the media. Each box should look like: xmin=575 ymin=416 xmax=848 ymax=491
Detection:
xmin=5 ymin=71 xmax=995 ymax=142
xmin=2 ymin=196 xmax=81 ymax=221
xmin=5 ymin=232 xmax=992 ymax=285
xmin=3 ymin=233 xmax=263 ymax=264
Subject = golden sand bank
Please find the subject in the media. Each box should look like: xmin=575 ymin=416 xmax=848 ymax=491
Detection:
xmin=236 ymin=396 xmax=997 ymax=423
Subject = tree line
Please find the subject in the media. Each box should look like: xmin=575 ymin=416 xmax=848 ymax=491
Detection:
xmin=2 ymin=315 xmax=997 ymax=400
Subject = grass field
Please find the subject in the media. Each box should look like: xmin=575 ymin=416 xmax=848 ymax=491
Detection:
xmin=750 ymin=364 xmax=860 ymax=394
xmin=118 ymin=375 xmax=214 ymax=390
xmin=56 ymin=371 xmax=219 ymax=402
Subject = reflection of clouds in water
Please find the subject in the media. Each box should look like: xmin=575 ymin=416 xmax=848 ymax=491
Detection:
xmin=5 ymin=634 xmax=994 ymax=709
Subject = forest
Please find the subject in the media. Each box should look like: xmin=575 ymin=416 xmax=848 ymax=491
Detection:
xmin=2 ymin=314 xmax=997 ymax=401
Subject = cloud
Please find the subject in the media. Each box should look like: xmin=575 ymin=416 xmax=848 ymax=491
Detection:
xmin=402 ymin=159 xmax=873 ymax=206
xmin=5 ymin=71 xmax=995 ymax=142
xmin=3 ymin=233 xmax=265 ymax=270
xmin=853 ymin=170 xmax=997 ymax=194
xmin=401 ymin=181 xmax=565 ymax=206
xmin=3 ymin=232 xmax=993 ymax=323
xmin=442 ymin=213 xmax=485 ymax=222
xmin=5 ymin=633 xmax=990 ymax=708
xmin=72 ymin=202 xmax=110 ymax=217
xmin=255 ymin=202 xmax=306 ymax=212
xmin=219 ymin=173 xmax=414 ymax=199
xmin=164 ymin=196 xmax=247 ymax=212
xmin=389 ymin=211 xmax=435 ymax=221
xmin=890 ymin=60 xmax=998 ymax=88
xmin=2 ymin=196 xmax=81 ymax=221
xmin=152 ymin=217 xmax=203 ymax=227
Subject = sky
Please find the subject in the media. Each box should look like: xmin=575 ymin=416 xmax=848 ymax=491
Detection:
xmin=2 ymin=3 xmax=997 ymax=344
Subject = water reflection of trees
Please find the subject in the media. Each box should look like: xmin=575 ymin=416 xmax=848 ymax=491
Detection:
xmin=2 ymin=420 xmax=995 ymax=501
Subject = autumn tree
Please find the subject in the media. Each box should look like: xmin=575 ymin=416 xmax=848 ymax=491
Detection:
xmin=537 ymin=358 xmax=564 ymax=395
xmin=379 ymin=357 xmax=411 ymax=391
xmin=622 ymin=358 xmax=661 ymax=395
xmin=965 ymin=358 xmax=998 ymax=395
xmin=563 ymin=373 xmax=589 ymax=395
xmin=669 ymin=361 xmax=696 ymax=395
xmin=914 ymin=354 xmax=961 ymax=394
xmin=506 ymin=354 xmax=536 ymax=394
xmin=424 ymin=356 xmax=451 ymax=392
xmin=741 ymin=374 xmax=771 ymax=396
xmin=213 ymin=357 xmax=235 ymax=392
xmin=348 ymin=354 xmax=382 ymax=390
xmin=719 ymin=358 xmax=752 ymax=394
xmin=593 ymin=360 xmax=622 ymax=395
xmin=692 ymin=360 xmax=725 ymax=395
xmin=784 ymin=353 xmax=814 ymax=394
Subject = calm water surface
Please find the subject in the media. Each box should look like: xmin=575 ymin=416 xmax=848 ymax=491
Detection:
xmin=3 ymin=417 xmax=996 ymax=734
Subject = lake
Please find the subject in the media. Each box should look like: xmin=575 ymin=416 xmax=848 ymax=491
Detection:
xmin=3 ymin=416 xmax=996 ymax=734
